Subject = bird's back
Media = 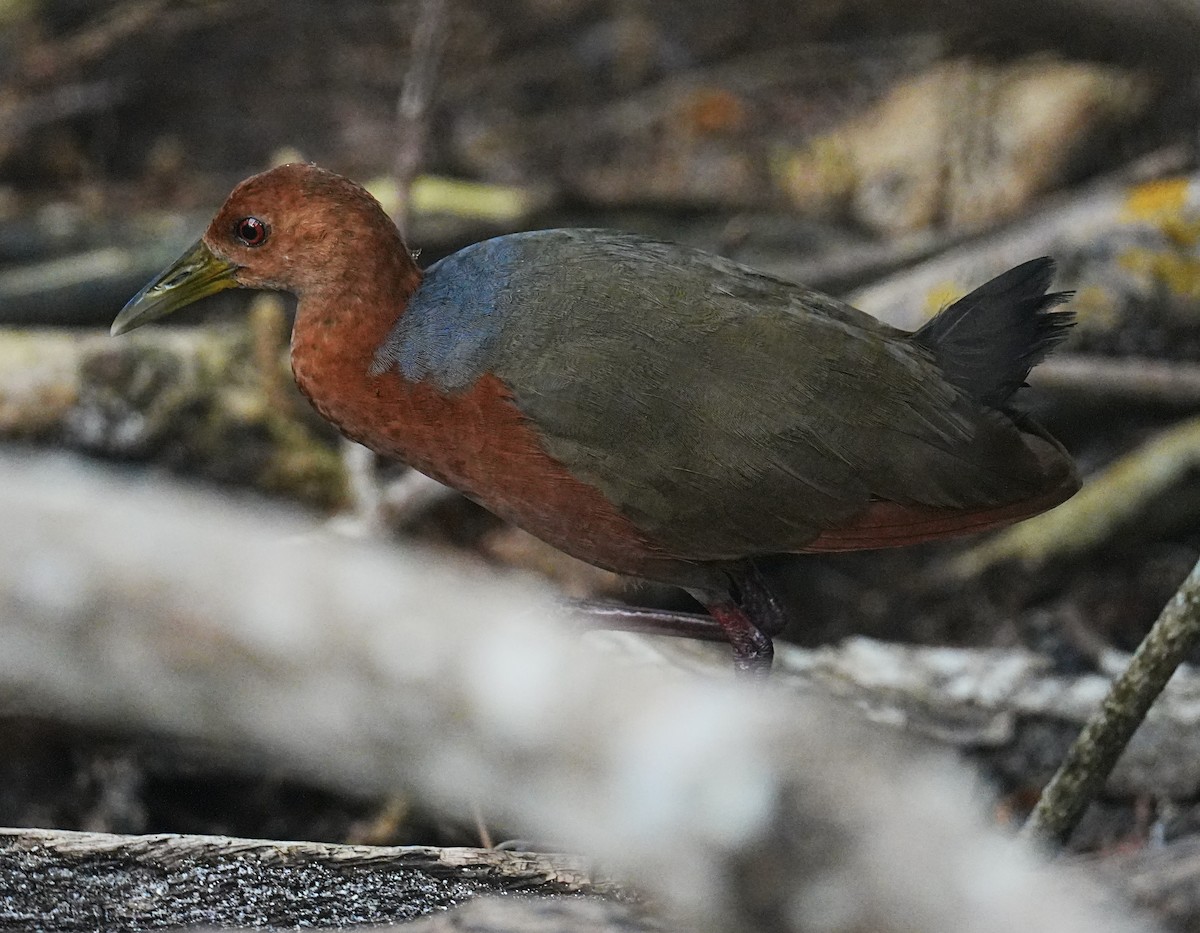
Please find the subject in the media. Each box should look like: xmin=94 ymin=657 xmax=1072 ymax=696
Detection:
xmin=378 ymin=230 xmax=1077 ymax=562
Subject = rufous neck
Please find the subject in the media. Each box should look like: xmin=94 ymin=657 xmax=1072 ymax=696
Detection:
xmin=294 ymin=239 xmax=423 ymax=343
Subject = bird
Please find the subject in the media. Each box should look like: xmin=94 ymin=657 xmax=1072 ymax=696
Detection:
xmin=112 ymin=163 xmax=1079 ymax=675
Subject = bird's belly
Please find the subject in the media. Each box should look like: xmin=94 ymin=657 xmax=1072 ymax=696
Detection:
xmin=305 ymin=367 xmax=687 ymax=580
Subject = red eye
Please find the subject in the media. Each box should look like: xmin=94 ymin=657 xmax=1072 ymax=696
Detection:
xmin=234 ymin=216 xmax=268 ymax=246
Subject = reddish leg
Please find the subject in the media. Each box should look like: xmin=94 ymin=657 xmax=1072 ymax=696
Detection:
xmin=563 ymin=600 xmax=729 ymax=642
xmin=705 ymin=601 xmax=774 ymax=677
xmin=565 ymin=561 xmax=790 ymax=677
xmin=566 ymin=599 xmax=774 ymax=675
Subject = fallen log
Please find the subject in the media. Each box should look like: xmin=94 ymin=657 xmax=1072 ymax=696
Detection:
xmin=0 ymin=828 xmax=616 ymax=931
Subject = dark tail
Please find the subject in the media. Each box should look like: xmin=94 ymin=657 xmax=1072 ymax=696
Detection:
xmin=912 ymin=258 xmax=1074 ymax=409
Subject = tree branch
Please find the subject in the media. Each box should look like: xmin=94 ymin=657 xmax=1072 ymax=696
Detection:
xmin=1023 ymin=555 xmax=1200 ymax=848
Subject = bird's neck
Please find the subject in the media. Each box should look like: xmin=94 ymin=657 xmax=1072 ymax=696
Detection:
xmin=289 ymin=244 xmax=423 ymax=438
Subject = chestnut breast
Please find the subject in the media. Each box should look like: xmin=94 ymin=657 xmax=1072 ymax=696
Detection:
xmin=290 ymin=300 xmax=671 ymax=579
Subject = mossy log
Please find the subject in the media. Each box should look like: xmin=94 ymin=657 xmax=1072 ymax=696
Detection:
xmin=0 ymin=314 xmax=347 ymax=508
xmin=852 ymin=170 xmax=1200 ymax=348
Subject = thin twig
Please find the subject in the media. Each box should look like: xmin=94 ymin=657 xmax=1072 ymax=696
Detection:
xmin=53 ymin=0 xmax=172 ymax=70
xmin=470 ymin=800 xmax=496 ymax=850
xmin=393 ymin=0 xmax=450 ymax=236
xmin=13 ymin=0 xmax=246 ymax=85
xmin=1033 ymin=355 xmax=1200 ymax=410
xmin=1022 ymin=556 xmax=1200 ymax=848
xmin=338 ymin=0 xmax=451 ymax=529
xmin=0 ymin=82 xmax=126 ymax=140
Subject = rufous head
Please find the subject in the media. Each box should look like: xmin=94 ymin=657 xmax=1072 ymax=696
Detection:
xmin=111 ymin=163 xmax=407 ymax=336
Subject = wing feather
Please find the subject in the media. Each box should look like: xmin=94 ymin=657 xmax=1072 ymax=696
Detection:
xmin=453 ymin=230 xmax=1066 ymax=560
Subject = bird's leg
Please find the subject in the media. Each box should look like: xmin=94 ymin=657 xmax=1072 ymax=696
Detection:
xmin=701 ymin=601 xmax=774 ymax=677
xmin=694 ymin=563 xmax=792 ymax=676
xmin=730 ymin=561 xmax=791 ymax=637
xmin=562 ymin=600 xmax=730 ymax=642
xmin=566 ymin=571 xmax=785 ymax=677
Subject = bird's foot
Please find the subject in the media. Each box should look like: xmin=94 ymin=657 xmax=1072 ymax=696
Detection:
xmin=706 ymin=602 xmax=774 ymax=678
xmin=563 ymin=597 xmax=774 ymax=677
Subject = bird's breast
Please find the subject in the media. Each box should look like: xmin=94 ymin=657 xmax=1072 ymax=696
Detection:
xmin=291 ymin=316 xmax=673 ymax=577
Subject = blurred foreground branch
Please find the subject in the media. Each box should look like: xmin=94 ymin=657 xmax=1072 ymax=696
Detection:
xmin=0 ymin=451 xmax=1146 ymax=933
xmin=393 ymin=0 xmax=449 ymax=232
xmin=335 ymin=0 xmax=453 ymax=535
xmin=1033 ymin=356 xmax=1200 ymax=410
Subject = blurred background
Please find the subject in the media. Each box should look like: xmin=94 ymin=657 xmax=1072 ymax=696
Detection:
xmin=3 ymin=0 xmax=1200 ymax=861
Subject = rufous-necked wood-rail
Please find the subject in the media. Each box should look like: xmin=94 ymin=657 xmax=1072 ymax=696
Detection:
xmin=112 ymin=163 xmax=1079 ymax=674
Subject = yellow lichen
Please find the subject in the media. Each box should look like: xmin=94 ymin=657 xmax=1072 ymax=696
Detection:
xmin=772 ymin=137 xmax=857 ymax=211
xmin=1122 ymin=177 xmax=1190 ymax=221
xmin=1119 ymin=248 xmax=1200 ymax=301
xmin=366 ymin=174 xmax=535 ymax=223
xmin=1115 ymin=176 xmax=1200 ymax=302
xmin=1160 ymin=215 xmax=1200 ymax=249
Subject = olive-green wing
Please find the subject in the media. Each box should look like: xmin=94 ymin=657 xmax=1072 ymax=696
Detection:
xmin=484 ymin=231 xmax=1057 ymax=560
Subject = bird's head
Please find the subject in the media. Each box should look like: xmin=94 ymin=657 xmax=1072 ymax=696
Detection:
xmin=111 ymin=163 xmax=408 ymax=336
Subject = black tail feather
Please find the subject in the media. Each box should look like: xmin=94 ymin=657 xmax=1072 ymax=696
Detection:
xmin=912 ymin=257 xmax=1074 ymax=409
